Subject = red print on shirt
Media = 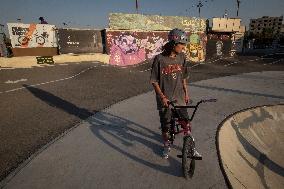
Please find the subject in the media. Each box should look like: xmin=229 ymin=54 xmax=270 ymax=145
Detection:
xmin=162 ymin=64 xmax=182 ymax=75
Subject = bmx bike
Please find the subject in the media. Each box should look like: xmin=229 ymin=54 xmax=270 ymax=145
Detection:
xmin=167 ymin=98 xmax=217 ymax=179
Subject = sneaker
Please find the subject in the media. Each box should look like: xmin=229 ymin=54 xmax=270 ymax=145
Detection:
xmin=193 ymin=148 xmax=202 ymax=160
xmin=162 ymin=146 xmax=171 ymax=159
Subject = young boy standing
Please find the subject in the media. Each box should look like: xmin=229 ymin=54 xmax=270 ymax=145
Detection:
xmin=150 ymin=28 xmax=202 ymax=159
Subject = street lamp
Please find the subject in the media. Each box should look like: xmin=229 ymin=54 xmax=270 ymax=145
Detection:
xmin=197 ymin=0 xmax=203 ymax=18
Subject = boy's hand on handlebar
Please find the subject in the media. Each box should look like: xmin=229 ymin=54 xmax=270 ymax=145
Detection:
xmin=161 ymin=96 xmax=169 ymax=107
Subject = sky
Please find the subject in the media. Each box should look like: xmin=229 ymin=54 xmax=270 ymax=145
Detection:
xmin=0 ymin=0 xmax=283 ymax=35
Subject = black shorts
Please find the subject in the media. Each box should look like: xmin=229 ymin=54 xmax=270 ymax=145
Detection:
xmin=158 ymin=108 xmax=189 ymax=132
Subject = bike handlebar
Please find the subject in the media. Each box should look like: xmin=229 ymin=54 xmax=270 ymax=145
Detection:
xmin=167 ymin=98 xmax=217 ymax=121
xmin=168 ymin=98 xmax=217 ymax=108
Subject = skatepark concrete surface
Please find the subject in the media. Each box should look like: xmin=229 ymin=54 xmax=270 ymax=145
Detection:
xmin=1 ymin=71 xmax=284 ymax=189
xmin=218 ymin=105 xmax=284 ymax=189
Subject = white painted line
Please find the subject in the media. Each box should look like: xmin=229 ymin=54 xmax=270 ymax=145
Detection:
xmin=261 ymin=57 xmax=274 ymax=60
xmin=224 ymin=62 xmax=239 ymax=67
xmin=0 ymin=67 xmax=16 ymax=70
xmin=263 ymin=59 xmax=283 ymax=65
xmin=139 ymin=68 xmax=151 ymax=73
xmin=5 ymin=79 xmax=28 ymax=84
xmin=190 ymin=63 xmax=202 ymax=68
xmin=0 ymin=66 xmax=98 ymax=94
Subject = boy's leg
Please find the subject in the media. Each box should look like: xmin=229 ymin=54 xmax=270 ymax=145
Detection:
xmin=159 ymin=108 xmax=172 ymax=158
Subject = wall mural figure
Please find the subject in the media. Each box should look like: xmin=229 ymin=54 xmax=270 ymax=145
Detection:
xmin=107 ymin=31 xmax=168 ymax=66
xmin=186 ymin=33 xmax=206 ymax=62
xmin=109 ymin=34 xmax=146 ymax=66
xmin=216 ymin=40 xmax=223 ymax=56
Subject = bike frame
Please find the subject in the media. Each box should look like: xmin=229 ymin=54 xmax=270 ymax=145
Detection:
xmin=168 ymin=99 xmax=217 ymax=142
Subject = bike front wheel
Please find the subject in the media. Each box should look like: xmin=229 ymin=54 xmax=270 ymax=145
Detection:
xmin=182 ymin=135 xmax=195 ymax=179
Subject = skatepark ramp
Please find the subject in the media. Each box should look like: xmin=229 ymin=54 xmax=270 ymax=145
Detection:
xmin=217 ymin=105 xmax=284 ymax=189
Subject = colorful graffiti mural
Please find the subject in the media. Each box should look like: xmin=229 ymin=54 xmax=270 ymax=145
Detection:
xmin=106 ymin=30 xmax=168 ymax=66
xmin=106 ymin=30 xmax=208 ymax=65
xmin=185 ymin=33 xmax=207 ymax=62
xmin=109 ymin=13 xmax=206 ymax=32
xmin=7 ymin=23 xmax=57 ymax=48
xmin=57 ymin=29 xmax=103 ymax=54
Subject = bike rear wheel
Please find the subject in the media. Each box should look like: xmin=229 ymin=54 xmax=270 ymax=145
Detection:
xmin=182 ymin=135 xmax=195 ymax=179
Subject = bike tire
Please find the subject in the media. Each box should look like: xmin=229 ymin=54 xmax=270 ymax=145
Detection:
xmin=182 ymin=135 xmax=195 ymax=179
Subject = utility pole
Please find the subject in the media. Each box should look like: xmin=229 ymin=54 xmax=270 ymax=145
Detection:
xmin=136 ymin=0 xmax=139 ymax=14
xmin=236 ymin=0 xmax=241 ymax=17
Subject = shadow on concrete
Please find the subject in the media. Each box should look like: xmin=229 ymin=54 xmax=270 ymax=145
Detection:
xmin=24 ymin=84 xmax=185 ymax=178
xmin=230 ymin=107 xmax=284 ymax=188
xmin=23 ymin=84 xmax=93 ymax=120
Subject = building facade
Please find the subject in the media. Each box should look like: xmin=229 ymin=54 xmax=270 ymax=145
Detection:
xmin=249 ymin=16 xmax=283 ymax=35
xmin=210 ymin=17 xmax=245 ymax=54
xmin=211 ymin=17 xmax=244 ymax=33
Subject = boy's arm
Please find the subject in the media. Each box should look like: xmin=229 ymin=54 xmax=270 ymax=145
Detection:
xmin=152 ymin=82 xmax=169 ymax=107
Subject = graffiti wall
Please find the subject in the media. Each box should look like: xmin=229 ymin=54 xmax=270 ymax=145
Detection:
xmin=57 ymin=28 xmax=103 ymax=54
xmin=0 ymin=33 xmax=7 ymax=57
xmin=109 ymin=13 xmax=206 ymax=32
xmin=231 ymin=33 xmax=244 ymax=54
xmin=105 ymin=30 xmax=168 ymax=66
xmin=105 ymin=30 xmax=207 ymax=66
xmin=206 ymin=33 xmax=232 ymax=59
xmin=7 ymin=23 xmax=57 ymax=48
xmin=185 ymin=32 xmax=207 ymax=62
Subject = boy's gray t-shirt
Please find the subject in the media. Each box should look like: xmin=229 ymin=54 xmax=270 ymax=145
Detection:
xmin=150 ymin=53 xmax=190 ymax=110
